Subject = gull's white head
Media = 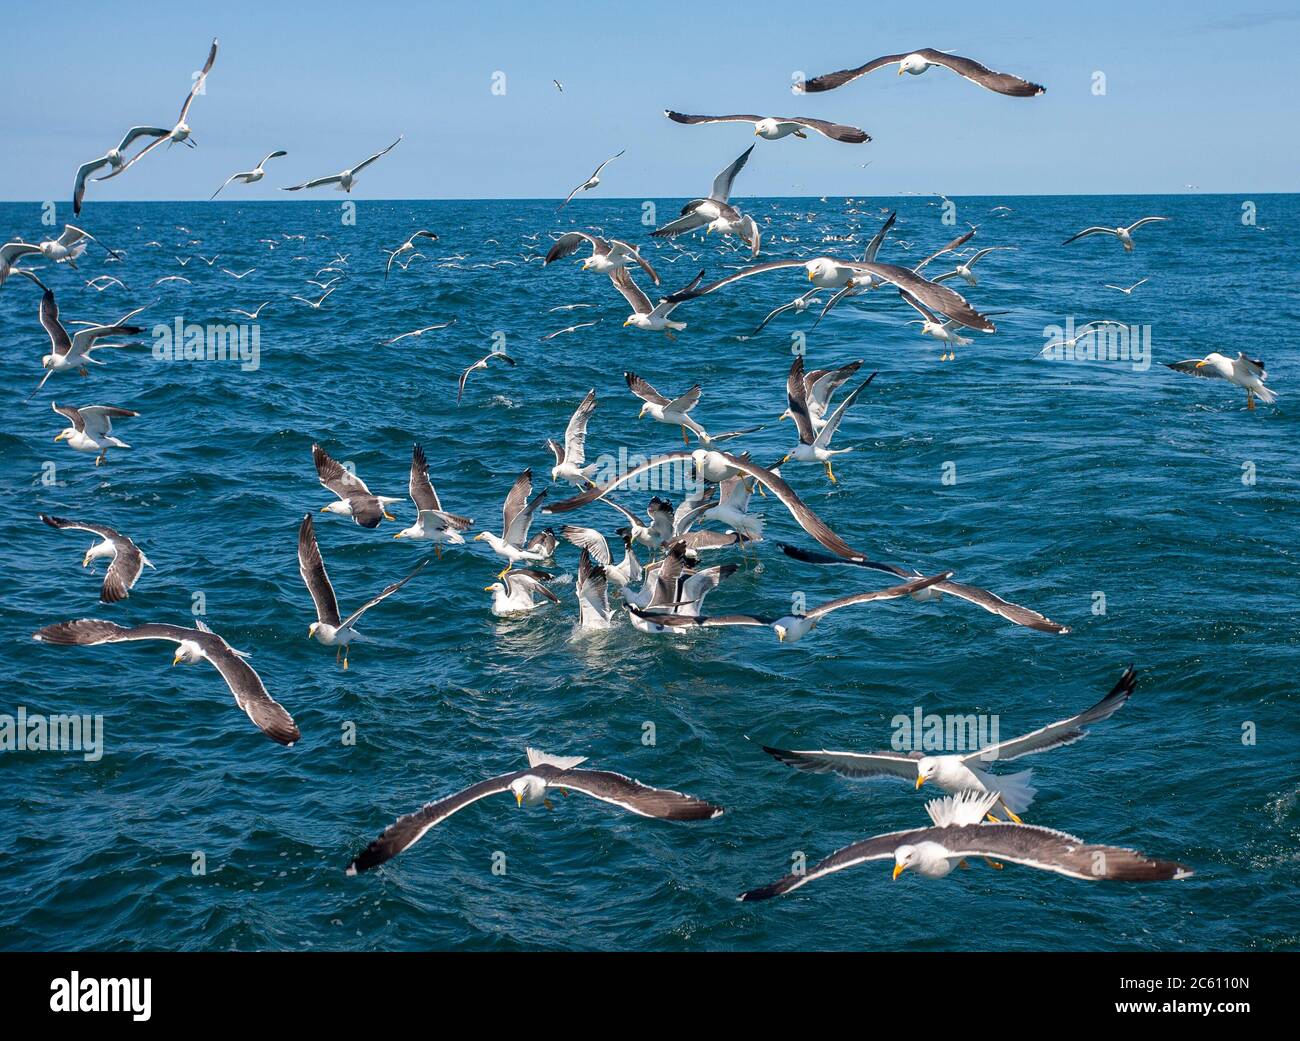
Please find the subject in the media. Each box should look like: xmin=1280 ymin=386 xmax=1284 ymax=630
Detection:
xmin=320 ymin=501 xmax=350 ymax=516
xmin=893 ymin=845 xmax=921 ymax=879
xmin=754 ymin=118 xmax=781 ymax=138
xmin=484 ymin=581 xmax=504 ymax=596
xmin=308 ymin=621 xmax=321 ymax=639
xmin=41 ymin=354 xmax=55 ymax=370
xmin=805 ymin=258 xmax=840 ymax=286
xmin=915 ymin=756 xmax=941 ymax=788
xmin=172 ymin=639 xmax=203 ymax=666
xmin=900 ymin=53 xmax=929 ymax=76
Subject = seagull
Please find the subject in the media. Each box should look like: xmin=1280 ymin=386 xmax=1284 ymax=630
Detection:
xmin=485 ymin=568 xmax=559 ymax=615
xmin=83 ymin=275 xmax=129 ymax=292
xmin=625 ymin=371 xmax=714 ymax=444
xmin=574 ymin=551 xmax=613 ymax=628
xmin=560 ymin=526 xmax=642 ymax=589
xmin=779 ymin=543 xmax=1071 ymax=634
xmin=457 ymin=350 xmax=516 ymax=403
xmin=548 ymin=450 xmax=869 ymax=562
xmin=737 ymin=788 xmax=1189 ymax=901
xmin=475 ymin=469 xmax=549 ymax=577
xmin=28 ymin=225 xmax=121 ymax=270
xmin=345 ymin=747 xmax=722 ymax=874
xmin=797 ymin=48 xmax=1046 ymax=97
xmin=763 ymin=666 xmax=1136 ymax=823
xmin=393 ymin=444 xmax=474 ymax=554
xmin=51 ymin=402 xmax=137 ymax=466
xmin=932 ymin=246 xmax=1014 ymax=287
xmin=381 ymin=319 xmax=456 ymax=345
xmin=0 ymin=241 xmax=46 ymax=287
xmin=32 ymin=618 xmax=299 ymax=746
xmin=544 ymin=231 xmax=660 ymax=283
xmin=39 ymin=515 xmax=153 ymax=603
xmin=540 ymin=320 xmax=599 ymax=341
xmin=553 ymin=79 xmax=564 ymax=93
xmin=779 ymin=360 xmax=864 ymax=434
xmin=151 ymin=276 xmax=191 ymax=288
xmin=229 ymin=302 xmax=270 ymax=319
xmin=292 ymin=287 xmax=334 ymax=309
xmin=1034 ymin=319 xmax=1129 ymax=358
xmin=95 ymin=39 xmax=220 ymax=180
xmin=1167 ymin=352 xmax=1276 ymax=410
xmin=384 ymin=230 xmax=439 ymax=279
xmin=298 ymin=514 xmax=427 ymax=669
xmin=312 ymin=444 xmax=402 ymax=527
xmin=622 ymin=541 xmax=739 ymax=625
xmin=901 ymin=290 xmax=973 ymax=361
xmin=1103 ymin=277 xmax=1149 ymax=295
xmin=633 ymin=571 xmax=949 ymax=643
xmin=557 ymin=149 xmax=624 ymax=210
xmin=779 ymin=360 xmax=873 ymax=482
xmin=72 ymin=128 xmax=171 ymax=214
xmin=29 ymin=288 xmax=145 ymax=397
xmin=1063 ymin=217 xmax=1168 ymax=252
xmin=282 ymin=136 xmax=403 ymax=192
xmin=750 ymin=288 xmax=829 ymax=335
xmin=548 ymin=389 xmax=599 ymax=487
xmin=652 ymin=146 xmax=760 ymax=256
xmin=677 ymin=474 xmax=766 ymax=541
xmin=612 ymin=267 xmax=702 ymax=336
xmin=665 ymin=110 xmax=870 ymax=143
xmin=210 ymin=150 xmax=288 ymax=199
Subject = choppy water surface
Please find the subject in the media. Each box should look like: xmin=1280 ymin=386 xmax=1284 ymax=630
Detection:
xmin=0 ymin=195 xmax=1296 ymax=951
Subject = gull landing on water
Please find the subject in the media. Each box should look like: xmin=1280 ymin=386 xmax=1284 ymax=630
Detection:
xmin=345 ymin=747 xmax=723 ymax=875
xmin=298 ymin=514 xmax=427 ymax=670
xmin=1167 ymin=352 xmax=1276 ymax=410
xmin=282 ymin=136 xmax=402 ymax=193
xmin=210 ymin=150 xmax=288 ymax=199
xmin=95 ymin=39 xmax=219 ymax=182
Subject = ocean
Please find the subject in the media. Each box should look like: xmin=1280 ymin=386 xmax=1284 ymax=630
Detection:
xmin=0 ymin=194 xmax=1295 ymax=951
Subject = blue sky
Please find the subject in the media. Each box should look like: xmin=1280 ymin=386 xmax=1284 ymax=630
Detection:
xmin=2 ymin=1 xmax=1297 ymax=201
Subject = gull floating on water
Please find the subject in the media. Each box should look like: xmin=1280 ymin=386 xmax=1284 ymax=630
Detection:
xmin=298 ymin=513 xmax=426 ymax=669
xmin=1167 ymin=352 xmax=1276 ymax=410
xmin=32 ymin=618 xmax=299 ymax=746
xmin=797 ymin=48 xmax=1046 ymax=97
xmin=665 ymin=110 xmax=870 ymax=143
xmin=485 ymin=568 xmax=559 ymax=615
xmin=39 ymin=514 xmax=154 ymax=603
xmin=346 ymin=747 xmax=722 ymax=874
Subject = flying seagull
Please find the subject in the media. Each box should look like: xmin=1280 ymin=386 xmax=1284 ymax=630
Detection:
xmin=557 ymin=149 xmax=624 ymax=210
xmin=312 ymin=443 xmax=402 ymax=527
xmin=652 ymin=145 xmax=760 ymax=256
xmin=544 ymin=231 xmax=660 ymax=284
xmin=39 ymin=514 xmax=153 ymax=603
xmin=625 ymin=371 xmax=712 ymax=444
xmin=282 ymin=136 xmax=403 ymax=192
xmin=665 ymin=110 xmax=870 ymax=143
xmin=393 ymin=443 xmax=474 ymax=554
xmin=474 ymin=469 xmax=548 ymax=577
xmin=762 ymin=666 xmax=1137 ymax=821
xmin=29 ymin=288 xmax=144 ymax=398
xmin=210 ymin=150 xmax=288 ymax=199
xmin=298 ymin=513 xmax=427 ymax=669
xmin=751 ymin=287 xmax=829 ymax=335
xmin=574 ymin=550 xmax=613 ymax=629
xmin=1167 ymin=352 xmax=1276 ymax=410
xmin=1102 ymin=277 xmax=1148 ymax=295
xmin=32 ymin=618 xmax=299 ymax=746
xmin=632 ymin=571 xmax=950 ymax=643
xmin=1062 ymin=217 xmax=1168 ymax=252
xmin=95 ymin=39 xmax=220 ymax=180
xmin=779 ymin=543 xmax=1070 ymax=634
xmin=560 ymin=526 xmax=642 ymax=590
xmin=384 ymin=230 xmax=439 ymax=279
xmin=932 ymin=246 xmax=1014 ymax=287
xmin=381 ymin=319 xmax=455 ymax=345
xmin=797 ymin=48 xmax=1046 ymax=97
xmin=51 ymin=401 xmax=137 ymax=466
xmin=737 ymin=788 xmax=1189 ymax=901
xmin=548 ymin=389 xmax=599 ymax=487
xmin=346 ymin=747 xmax=723 ymax=875
xmin=779 ymin=360 xmax=874 ymax=482
xmin=73 ymin=127 xmax=171 ymax=213
xmin=457 ymin=350 xmax=516 ymax=403
xmin=612 ymin=267 xmax=703 ymax=336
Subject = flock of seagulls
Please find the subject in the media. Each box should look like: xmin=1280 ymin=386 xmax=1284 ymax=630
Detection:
xmin=10 ymin=34 xmax=1231 ymax=907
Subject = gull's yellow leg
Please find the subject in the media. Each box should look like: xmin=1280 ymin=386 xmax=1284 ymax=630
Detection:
xmin=824 ymin=460 xmax=837 ymax=485
xmin=1001 ymin=802 xmax=1023 ymax=825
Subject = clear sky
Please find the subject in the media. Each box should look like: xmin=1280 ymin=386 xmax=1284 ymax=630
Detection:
xmin=2 ymin=1 xmax=1297 ymax=201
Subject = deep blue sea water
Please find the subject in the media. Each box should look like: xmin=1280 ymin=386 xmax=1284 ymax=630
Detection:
xmin=0 ymin=194 xmax=1296 ymax=951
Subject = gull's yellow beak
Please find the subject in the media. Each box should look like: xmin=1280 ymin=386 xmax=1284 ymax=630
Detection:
xmin=623 ymin=320 xmax=632 ymax=327
xmin=393 ymin=532 xmax=403 ymax=539
xmin=915 ymin=775 xmax=926 ymax=790
xmin=54 ymin=431 xmax=67 ymax=441
xmin=515 ymin=790 xmax=523 ymax=807
xmin=897 ymin=67 xmax=905 ymax=76
xmin=171 ymin=654 xmax=182 ymax=666
xmin=780 ymin=454 xmax=791 ymax=464
xmin=1195 ymin=360 xmax=1207 ymax=368
xmin=319 ymin=506 xmax=330 ymax=513
xmin=893 ymin=863 xmax=906 ymax=879
xmin=473 ymin=532 xmax=486 ymax=541
xmin=754 ymin=128 xmax=761 ymax=136
xmin=776 ymin=630 xmax=785 ymax=642
xmin=483 ymin=585 xmax=495 ymax=592
xmin=806 ymin=270 xmax=814 ymax=281
xmin=82 ymin=556 xmax=92 ymax=568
